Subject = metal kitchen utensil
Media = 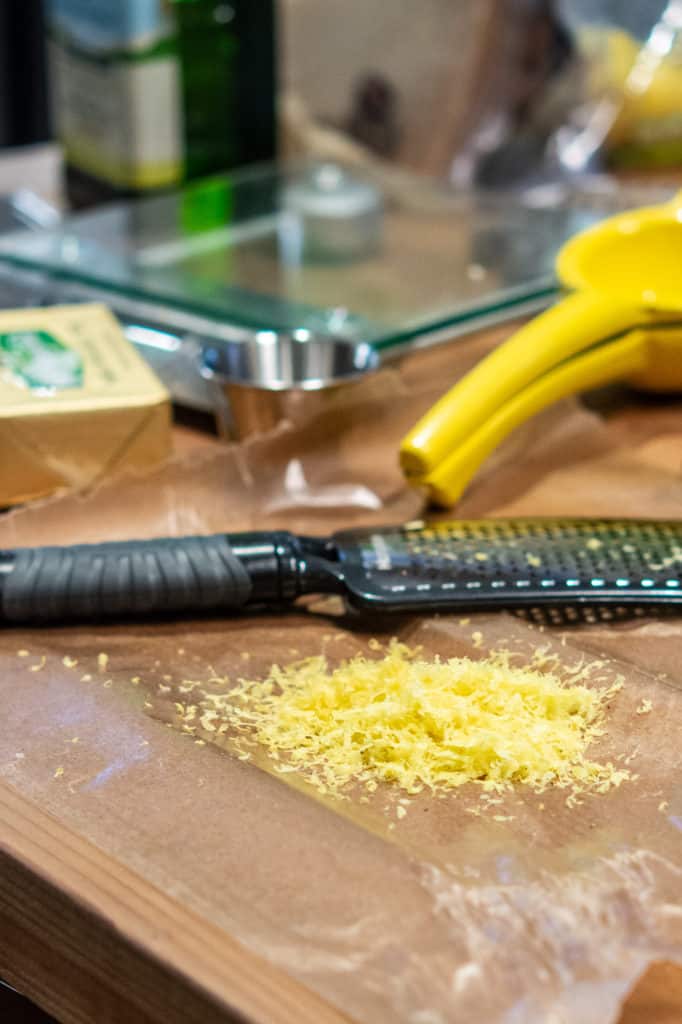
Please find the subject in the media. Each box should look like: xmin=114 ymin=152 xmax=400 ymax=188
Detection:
xmin=2 ymin=518 xmax=681 ymax=625
xmin=201 ymin=329 xmax=380 ymax=438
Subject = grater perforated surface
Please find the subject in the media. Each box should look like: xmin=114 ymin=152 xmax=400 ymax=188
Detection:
xmin=336 ymin=519 xmax=682 ymax=620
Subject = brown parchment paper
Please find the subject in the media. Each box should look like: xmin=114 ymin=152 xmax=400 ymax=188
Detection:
xmin=0 ymin=330 xmax=681 ymax=1024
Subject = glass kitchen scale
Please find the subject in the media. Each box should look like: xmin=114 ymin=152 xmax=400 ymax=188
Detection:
xmin=0 ymin=161 xmax=672 ymax=416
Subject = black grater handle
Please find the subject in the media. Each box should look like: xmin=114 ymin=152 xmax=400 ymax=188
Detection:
xmin=0 ymin=534 xmax=280 ymax=622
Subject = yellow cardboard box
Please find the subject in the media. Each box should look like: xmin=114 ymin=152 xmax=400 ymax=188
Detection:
xmin=0 ymin=303 xmax=171 ymax=506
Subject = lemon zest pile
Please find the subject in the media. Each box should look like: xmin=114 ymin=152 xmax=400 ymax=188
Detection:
xmin=178 ymin=641 xmax=629 ymax=800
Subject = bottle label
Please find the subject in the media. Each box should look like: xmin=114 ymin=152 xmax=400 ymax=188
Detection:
xmin=48 ymin=38 xmax=183 ymax=189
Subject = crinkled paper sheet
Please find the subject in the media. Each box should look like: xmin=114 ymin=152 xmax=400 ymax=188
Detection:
xmin=0 ymin=334 xmax=681 ymax=1024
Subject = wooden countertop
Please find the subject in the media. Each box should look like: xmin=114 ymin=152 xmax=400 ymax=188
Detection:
xmin=1 ymin=330 xmax=681 ymax=1024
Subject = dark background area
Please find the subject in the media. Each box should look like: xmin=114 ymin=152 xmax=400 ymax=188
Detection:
xmin=0 ymin=0 xmax=51 ymax=148
xmin=1 ymin=980 xmax=54 ymax=1023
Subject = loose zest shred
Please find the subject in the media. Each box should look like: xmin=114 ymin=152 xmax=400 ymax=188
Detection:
xmin=179 ymin=640 xmax=629 ymax=800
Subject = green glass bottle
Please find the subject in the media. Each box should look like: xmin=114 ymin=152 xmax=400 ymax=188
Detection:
xmin=174 ymin=1 xmax=238 ymax=179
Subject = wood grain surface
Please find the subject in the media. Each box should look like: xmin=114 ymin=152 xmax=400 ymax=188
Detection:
xmin=1 ymin=140 xmax=681 ymax=1024
xmin=0 ymin=781 xmax=350 ymax=1024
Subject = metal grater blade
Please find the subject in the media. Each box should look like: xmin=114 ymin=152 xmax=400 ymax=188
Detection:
xmin=334 ymin=518 xmax=682 ymax=622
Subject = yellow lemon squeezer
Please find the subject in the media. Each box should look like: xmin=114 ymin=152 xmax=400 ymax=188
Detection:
xmin=401 ymin=189 xmax=682 ymax=506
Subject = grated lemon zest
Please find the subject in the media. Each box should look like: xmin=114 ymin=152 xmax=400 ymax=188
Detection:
xmin=189 ymin=640 xmax=629 ymax=801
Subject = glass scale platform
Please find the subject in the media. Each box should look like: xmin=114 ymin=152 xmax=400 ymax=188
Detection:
xmin=0 ymin=161 xmax=671 ymax=411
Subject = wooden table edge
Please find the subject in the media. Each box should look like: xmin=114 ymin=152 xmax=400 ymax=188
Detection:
xmin=0 ymin=781 xmax=352 ymax=1024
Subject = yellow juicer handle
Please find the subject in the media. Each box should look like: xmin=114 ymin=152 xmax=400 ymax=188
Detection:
xmin=400 ymin=289 xmax=652 ymax=482
xmin=421 ymin=329 xmax=654 ymax=507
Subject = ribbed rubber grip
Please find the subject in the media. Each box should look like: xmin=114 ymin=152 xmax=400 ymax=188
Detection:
xmin=2 ymin=535 xmax=253 ymax=622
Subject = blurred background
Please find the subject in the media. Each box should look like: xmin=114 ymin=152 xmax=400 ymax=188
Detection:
xmin=1 ymin=0 xmax=681 ymax=212
xmin=0 ymin=0 xmax=680 ymax=475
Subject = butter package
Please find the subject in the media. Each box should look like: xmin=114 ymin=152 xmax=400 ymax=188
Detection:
xmin=0 ymin=303 xmax=171 ymax=506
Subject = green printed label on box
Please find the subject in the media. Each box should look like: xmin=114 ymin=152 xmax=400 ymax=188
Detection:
xmin=0 ymin=330 xmax=84 ymax=392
